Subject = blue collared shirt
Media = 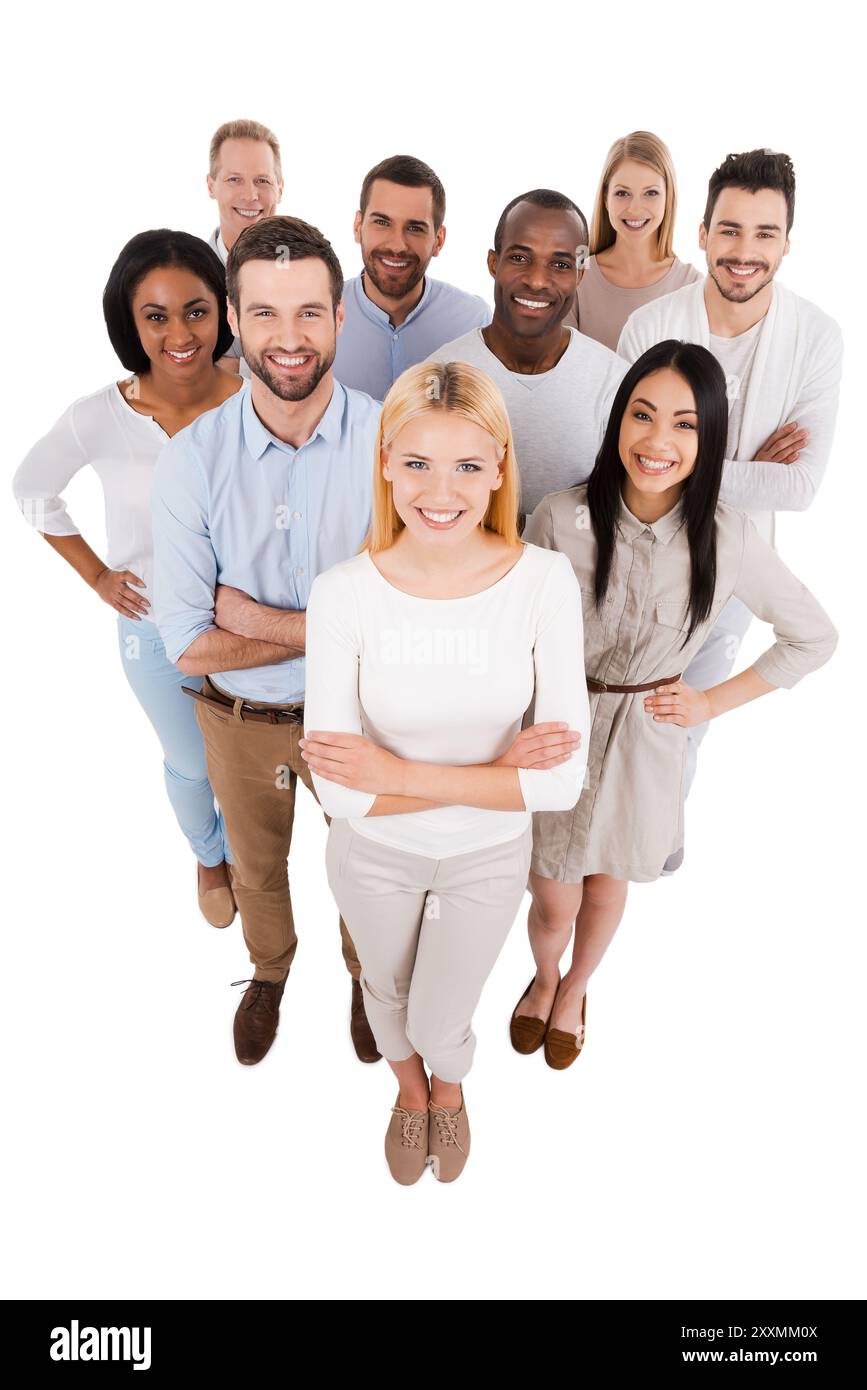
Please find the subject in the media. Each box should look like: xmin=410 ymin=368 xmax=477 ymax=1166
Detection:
xmin=333 ymin=273 xmax=490 ymax=399
xmin=151 ymin=381 xmax=380 ymax=702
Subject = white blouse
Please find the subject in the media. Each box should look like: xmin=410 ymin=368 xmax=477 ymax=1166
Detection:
xmin=14 ymin=382 xmax=181 ymax=603
xmin=303 ymin=542 xmax=591 ymax=857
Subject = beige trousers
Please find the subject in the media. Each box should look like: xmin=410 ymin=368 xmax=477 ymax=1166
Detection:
xmin=325 ymin=819 xmax=533 ymax=1082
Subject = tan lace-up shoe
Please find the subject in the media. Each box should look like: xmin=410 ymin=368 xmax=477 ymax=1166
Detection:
xmin=384 ymin=1094 xmax=429 ymax=1185
xmin=428 ymin=1090 xmax=471 ymax=1182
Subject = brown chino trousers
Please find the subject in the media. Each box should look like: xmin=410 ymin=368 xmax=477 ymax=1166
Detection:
xmin=194 ymin=675 xmax=361 ymax=984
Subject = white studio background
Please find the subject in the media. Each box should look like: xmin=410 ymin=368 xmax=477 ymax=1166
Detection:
xmin=1 ymin=2 xmax=864 ymax=1302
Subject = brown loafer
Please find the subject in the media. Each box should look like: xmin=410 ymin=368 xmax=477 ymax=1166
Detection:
xmin=231 ymin=976 xmax=286 ymax=1065
xmin=350 ymin=979 xmax=382 ymax=1063
xmin=509 ymin=975 xmax=559 ymax=1054
xmin=544 ymin=992 xmax=587 ymax=1070
xmin=197 ymin=861 xmax=237 ymax=929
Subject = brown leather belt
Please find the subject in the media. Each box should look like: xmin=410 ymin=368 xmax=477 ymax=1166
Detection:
xmin=587 ymin=672 xmax=682 ymax=694
xmin=181 ymin=678 xmax=305 ymax=725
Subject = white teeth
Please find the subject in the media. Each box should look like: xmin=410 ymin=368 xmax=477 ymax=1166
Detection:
xmin=272 ymin=355 xmax=309 ymax=366
xmin=381 ymin=257 xmax=409 ymax=266
xmin=515 ymin=296 xmax=550 ymax=309
xmin=166 ymin=348 xmax=197 ymax=359
xmin=236 ymin=209 xmax=260 ymax=218
xmin=419 ymin=508 xmax=462 ymax=522
xmin=638 ymin=455 xmax=676 ymax=472
xmin=727 ymin=265 xmax=759 ymax=276
xmin=624 ymin=218 xmax=649 ymax=227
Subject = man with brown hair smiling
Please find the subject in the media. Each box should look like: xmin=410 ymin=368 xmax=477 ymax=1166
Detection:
xmin=151 ymin=216 xmax=383 ymax=1067
xmin=333 ymin=154 xmax=489 ymax=399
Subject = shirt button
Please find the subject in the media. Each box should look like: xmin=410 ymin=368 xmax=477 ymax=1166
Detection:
xmin=292 ymin=511 xmax=301 ymax=519
xmin=295 ymin=566 xmax=304 ymax=576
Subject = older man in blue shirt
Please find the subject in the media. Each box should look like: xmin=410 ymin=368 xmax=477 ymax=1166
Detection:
xmin=152 ymin=215 xmax=382 ymax=1067
xmin=333 ymin=154 xmax=490 ymax=399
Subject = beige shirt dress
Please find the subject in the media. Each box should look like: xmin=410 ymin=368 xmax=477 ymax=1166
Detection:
xmin=523 ymin=483 xmax=838 ymax=884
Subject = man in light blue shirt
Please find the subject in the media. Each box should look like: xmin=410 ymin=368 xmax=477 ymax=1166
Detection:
xmin=332 ymin=154 xmax=490 ymax=399
xmin=152 ymin=215 xmax=382 ymax=1068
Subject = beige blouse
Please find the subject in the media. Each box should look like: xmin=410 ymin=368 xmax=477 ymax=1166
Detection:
xmin=523 ymin=483 xmax=838 ymax=883
xmin=564 ymin=254 xmax=700 ymax=352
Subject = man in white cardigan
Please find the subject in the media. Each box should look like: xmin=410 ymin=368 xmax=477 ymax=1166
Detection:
xmin=618 ymin=149 xmax=843 ymax=871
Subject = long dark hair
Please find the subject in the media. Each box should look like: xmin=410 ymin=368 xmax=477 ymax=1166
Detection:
xmin=103 ymin=229 xmax=234 ymax=373
xmin=586 ymin=340 xmax=728 ymax=647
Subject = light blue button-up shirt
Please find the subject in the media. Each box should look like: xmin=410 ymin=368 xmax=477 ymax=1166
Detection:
xmin=333 ymin=272 xmax=490 ymax=400
xmin=151 ymin=381 xmax=380 ymax=702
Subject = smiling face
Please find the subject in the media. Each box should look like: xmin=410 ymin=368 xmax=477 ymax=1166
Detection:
xmin=619 ymin=367 xmax=699 ymax=503
xmin=229 ymin=255 xmax=342 ymax=402
xmin=700 ymin=185 xmax=790 ymax=303
xmin=605 ymin=158 xmax=666 ymax=245
xmin=207 ymin=138 xmax=283 ymax=250
xmin=130 ymin=265 xmax=221 ymax=375
xmin=487 ymin=202 xmax=585 ymax=340
xmin=354 ymin=179 xmax=445 ymax=301
xmin=381 ymin=410 xmax=505 ymax=544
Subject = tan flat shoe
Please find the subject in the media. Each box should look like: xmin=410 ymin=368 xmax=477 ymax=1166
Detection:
xmin=510 ymin=975 xmax=559 ymax=1055
xmin=544 ymin=990 xmax=587 ymax=1070
xmin=197 ymin=861 xmax=237 ymax=929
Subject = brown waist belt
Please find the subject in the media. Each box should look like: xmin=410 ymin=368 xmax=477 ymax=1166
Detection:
xmin=587 ymin=672 xmax=682 ymax=694
xmin=181 ymin=678 xmax=305 ymax=726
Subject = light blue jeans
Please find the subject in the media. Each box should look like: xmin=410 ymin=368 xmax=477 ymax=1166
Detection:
xmin=117 ymin=615 xmax=232 ymax=867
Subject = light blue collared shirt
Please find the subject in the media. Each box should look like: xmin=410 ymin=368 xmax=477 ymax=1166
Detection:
xmin=151 ymin=381 xmax=380 ymax=702
xmin=333 ymin=272 xmax=490 ymax=400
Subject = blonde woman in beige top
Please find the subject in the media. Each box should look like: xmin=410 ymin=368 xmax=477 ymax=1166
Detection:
xmin=564 ymin=131 xmax=700 ymax=351
xmin=509 ymin=340 xmax=837 ymax=1069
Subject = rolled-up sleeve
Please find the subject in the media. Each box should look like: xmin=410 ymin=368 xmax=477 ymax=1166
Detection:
xmin=304 ymin=566 xmax=377 ymax=819
xmin=517 ymin=552 xmax=590 ymax=812
xmin=151 ymin=437 xmax=218 ymax=665
xmin=733 ymin=513 xmax=838 ymax=688
xmin=12 ymin=401 xmax=87 ymax=536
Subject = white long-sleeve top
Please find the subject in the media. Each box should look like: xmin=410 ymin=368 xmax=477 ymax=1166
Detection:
xmin=303 ymin=542 xmax=591 ymax=857
xmin=617 ymin=277 xmax=843 ymax=547
xmin=12 ymin=382 xmax=174 ymax=603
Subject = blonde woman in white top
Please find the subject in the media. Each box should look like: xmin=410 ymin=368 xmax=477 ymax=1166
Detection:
xmin=13 ymin=230 xmax=243 ymax=927
xmin=300 ymin=361 xmax=590 ymax=1184
xmin=564 ymin=131 xmax=699 ymax=351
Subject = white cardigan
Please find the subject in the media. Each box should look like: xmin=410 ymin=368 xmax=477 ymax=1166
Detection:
xmin=617 ymin=277 xmax=843 ymax=546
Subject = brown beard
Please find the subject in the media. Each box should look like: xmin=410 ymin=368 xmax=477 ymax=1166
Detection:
xmin=363 ymin=253 xmax=425 ymax=301
xmin=709 ymin=260 xmax=774 ymax=304
xmin=245 ymin=343 xmax=336 ymax=401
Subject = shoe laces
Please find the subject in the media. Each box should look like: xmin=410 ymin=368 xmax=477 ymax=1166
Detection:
xmin=231 ymin=978 xmax=280 ymax=1011
xmin=392 ymin=1104 xmax=426 ymax=1150
xmin=429 ymin=1102 xmax=466 ymax=1154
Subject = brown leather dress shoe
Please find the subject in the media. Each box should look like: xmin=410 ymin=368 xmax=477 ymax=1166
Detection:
xmin=231 ymin=977 xmax=286 ymax=1065
xmin=509 ymin=975 xmax=559 ymax=1054
xmin=544 ymin=992 xmax=587 ymax=1070
xmin=350 ymin=979 xmax=382 ymax=1063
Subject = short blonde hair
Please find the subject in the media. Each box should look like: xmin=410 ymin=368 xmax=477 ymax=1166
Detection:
xmin=589 ymin=131 xmax=679 ymax=260
xmin=208 ymin=119 xmax=283 ymax=184
xmin=363 ymin=361 xmax=522 ymax=554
